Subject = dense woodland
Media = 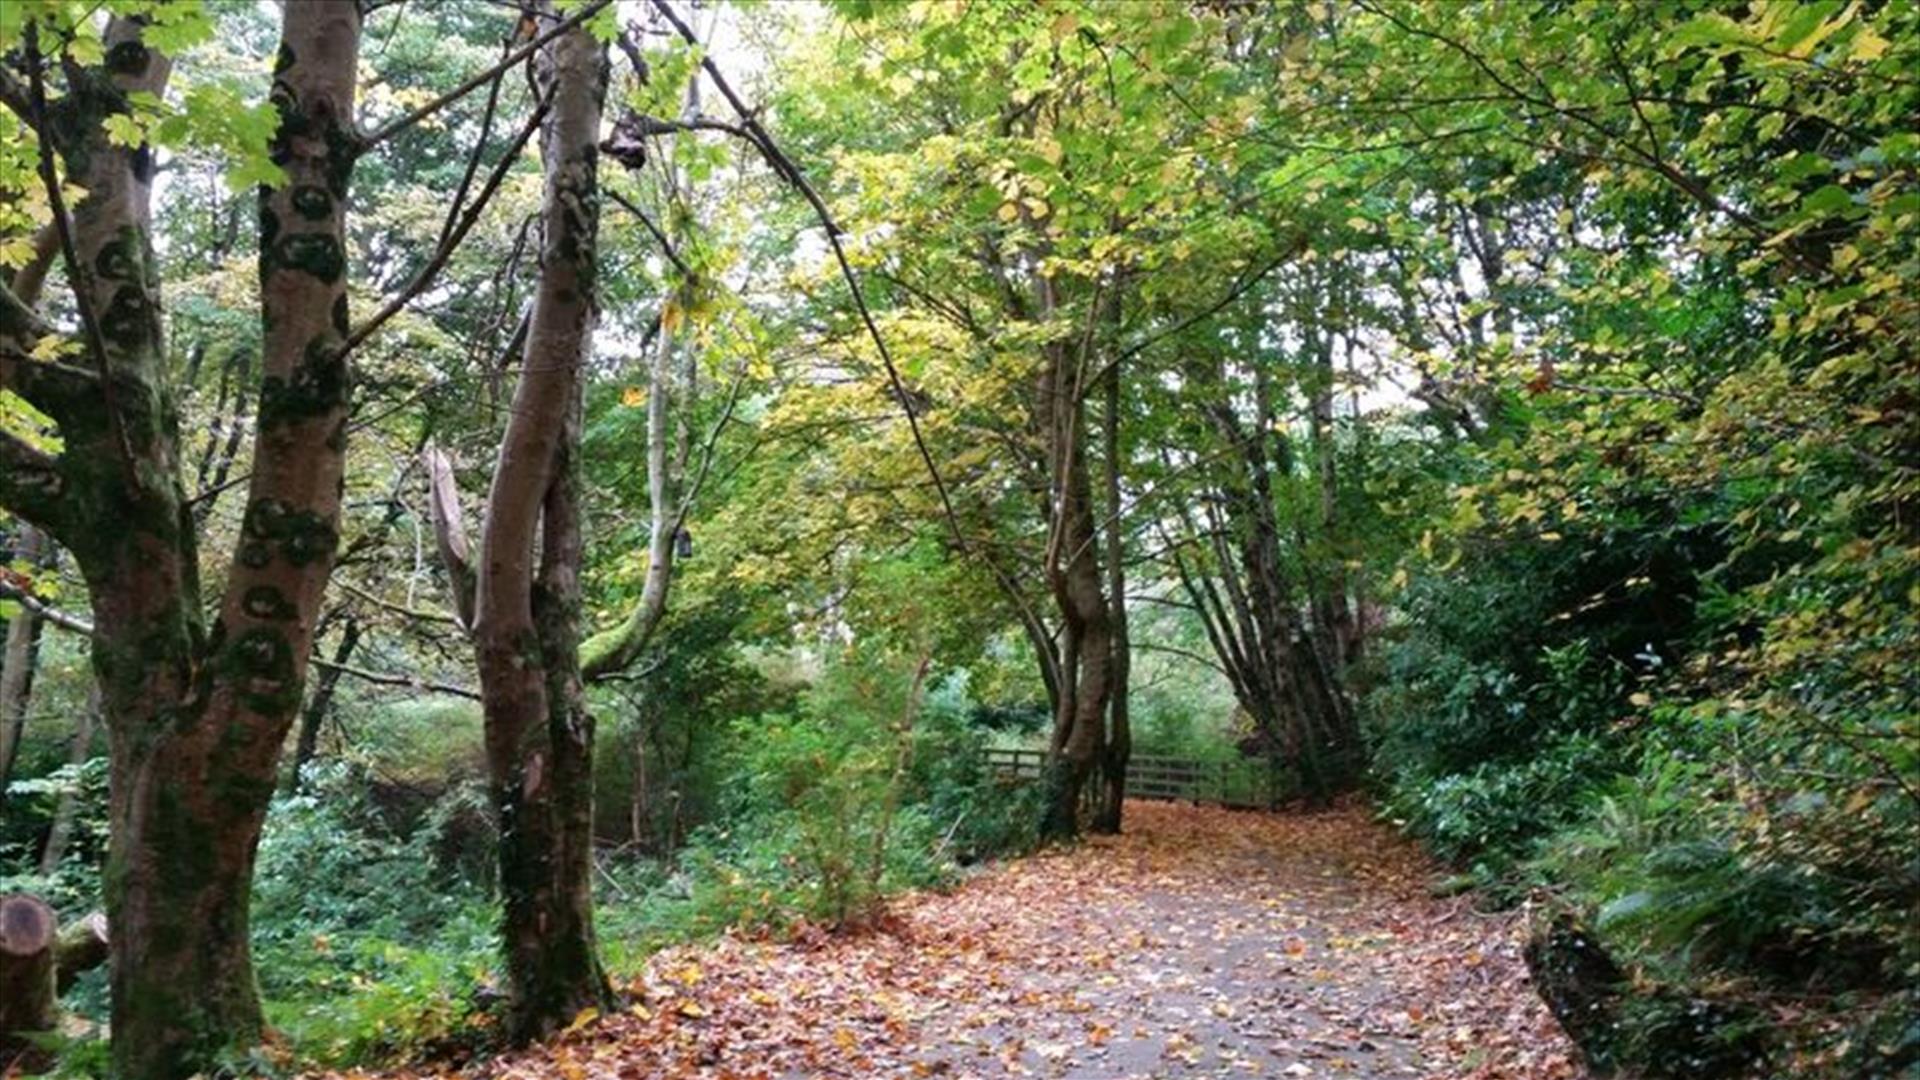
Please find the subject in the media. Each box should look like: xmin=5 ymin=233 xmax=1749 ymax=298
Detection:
xmin=0 ymin=1 xmax=1912 ymax=1077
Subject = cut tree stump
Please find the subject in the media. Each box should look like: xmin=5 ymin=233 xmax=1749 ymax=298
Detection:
xmin=0 ymin=893 xmax=57 ymax=1048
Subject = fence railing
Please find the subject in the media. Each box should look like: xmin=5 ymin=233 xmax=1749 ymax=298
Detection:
xmin=981 ymin=747 xmax=1283 ymax=809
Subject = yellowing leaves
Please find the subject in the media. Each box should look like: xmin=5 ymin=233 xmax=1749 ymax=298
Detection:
xmin=1849 ymin=25 xmax=1890 ymax=61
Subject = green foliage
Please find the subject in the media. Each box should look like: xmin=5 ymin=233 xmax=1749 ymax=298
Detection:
xmin=686 ymin=653 xmax=1032 ymax=930
xmin=251 ymin=765 xmax=497 ymax=1066
xmin=0 ymin=756 xmax=108 ymax=911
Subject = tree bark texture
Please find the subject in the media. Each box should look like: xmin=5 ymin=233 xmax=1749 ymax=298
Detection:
xmin=1034 ymin=284 xmax=1112 ymax=840
xmin=471 ymin=6 xmax=613 ymax=1042
xmin=0 ymin=8 xmax=363 ymax=1076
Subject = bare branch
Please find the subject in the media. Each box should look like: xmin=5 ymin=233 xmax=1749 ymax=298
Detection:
xmin=358 ymin=0 xmax=610 ymax=150
xmin=308 ymin=656 xmax=479 ymax=701
xmin=605 ymin=187 xmax=695 ymax=282
xmin=345 ymin=94 xmax=551 ymax=357
xmin=0 ymin=574 xmax=90 ymax=635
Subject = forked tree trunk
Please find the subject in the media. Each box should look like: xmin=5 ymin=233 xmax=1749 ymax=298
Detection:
xmin=0 ymin=8 xmax=362 ymax=1077
xmin=1036 ymin=308 xmax=1112 ymax=839
xmin=1168 ymin=355 xmax=1356 ymax=805
xmin=471 ymin=6 xmax=612 ymax=1041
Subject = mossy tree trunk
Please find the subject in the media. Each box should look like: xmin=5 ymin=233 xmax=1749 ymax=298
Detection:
xmin=1034 ymin=281 xmax=1113 ymax=841
xmin=1092 ymin=354 xmax=1130 ymax=836
xmin=470 ymin=7 xmax=613 ymax=1042
xmin=0 ymin=7 xmax=360 ymax=1077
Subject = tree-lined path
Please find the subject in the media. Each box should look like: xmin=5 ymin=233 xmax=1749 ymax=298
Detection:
xmin=409 ymin=803 xmax=1577 ymax=1080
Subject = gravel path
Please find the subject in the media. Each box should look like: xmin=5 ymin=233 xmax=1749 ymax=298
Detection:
xmin=461 ymin=801 xmax=1583 ymax=1080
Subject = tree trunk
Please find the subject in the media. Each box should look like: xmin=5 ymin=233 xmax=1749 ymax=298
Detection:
xmin=0 ymin=8 xmax=365 ymax=1076
xmin=0 ymin=894 xmax=56 ymax=1053
xmin=1037 ymin=319 xmax=1110 ymax=840
xmin=1169 ymin=353 xmax=1355 ymax=805
xmin=580 ymin=61 xmax=703 ymax=681
xmin=36 ymin=685 xmax=98 ymax=876
xmin=0 ymin=525 xmax=48 ymax=803
xmin=472 ymin=7 xmax=612 ymax=1042
xmin=288 ymin=615 xmax=359 ymax=791
xmin=578 ymin=286 xmax=682 ymax=678
xmin=1092 ymin=355 xmax=1129 ymax=834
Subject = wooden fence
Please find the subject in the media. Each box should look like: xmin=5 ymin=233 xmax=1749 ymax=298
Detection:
xmin=981 ymin=747 xmax=1284 ymax=810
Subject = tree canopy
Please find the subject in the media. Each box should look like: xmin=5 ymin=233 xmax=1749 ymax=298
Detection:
xmin=0 ymin=2 xmax=1913 ymax=1077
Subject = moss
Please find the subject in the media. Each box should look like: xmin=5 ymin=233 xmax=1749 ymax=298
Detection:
xmin=95 ymin=226 xmax=144 ymax=281
xmin=325 ymin=122 xmax=358 ymax=197
xmin=258 ymin=339 xmax=348 ymax=428
xmin=241 ymin=496 xmax=337 ymax=567
xmin=279 ymin=514 xmax=335 ymax=566
xmin=152 ymin=784 xmax=217 ymax=898
xmin=220 ymin=626 xmax=297 ymax=715
xmin=243 ymin=497 xmax=294 ymax=540
xmin=106 ymin=39 xmax=151 ymax=77
xmin=238 ymin=540 xmax=272 ymax=569
xmin=331 ymin=293 xmax=350 ymax=336
xmin=258 ymin=203 xmax=281 ymax=274
xmin=99 ymin=283 xmax=158 ymax=353
xmin=290 ymin=185 xmax=333 ymax=222
xmin=273 ymin=233 xmax=344 ymax=284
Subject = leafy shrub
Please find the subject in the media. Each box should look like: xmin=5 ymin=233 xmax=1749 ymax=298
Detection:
xmin=251 ymin=764 xmax=497 ymax=1065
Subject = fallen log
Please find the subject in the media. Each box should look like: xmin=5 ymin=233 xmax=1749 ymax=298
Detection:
xmin=55 ymin=911 xmax=108 ymax=994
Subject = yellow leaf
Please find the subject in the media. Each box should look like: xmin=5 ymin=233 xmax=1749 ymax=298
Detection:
xmin=561 ymin=1007 xmax=599 ymax=1035
xmin=1849 ymin=25 xmax=1889 ymax=61
xmin=621 ymin=386 xmax=647 ymax=408
xmin=677 ymin=1000 xmax=706 ymax=1018
xmin=997 ymin=201 xmax=1019 ymax=223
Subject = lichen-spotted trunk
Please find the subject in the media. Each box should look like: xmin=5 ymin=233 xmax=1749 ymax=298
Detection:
xmin=3 ymin=5 xmax=365 ymax=1076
